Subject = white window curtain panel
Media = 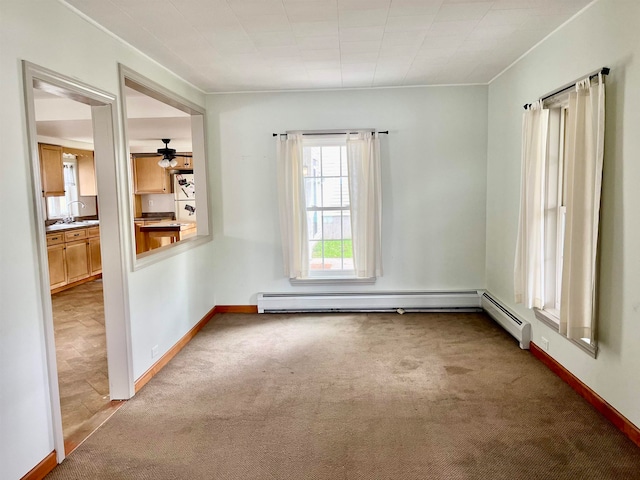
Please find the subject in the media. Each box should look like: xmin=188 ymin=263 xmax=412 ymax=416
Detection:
xmin=560 ymin=74 xmax=605 ymax=342
xmin=514 ymin=100 xmax=549 ymax=309
xmin=276 ymin=133 xmax=309 ymax=279
xmin=346 ymin=131 xmax=383 ymax=279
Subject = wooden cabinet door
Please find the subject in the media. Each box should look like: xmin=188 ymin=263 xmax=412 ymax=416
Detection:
xmin=39 ymin=143 xmax=65 ymax=197
xmin=135 ymin=221 xmax=147 ymax=254
xmin=133 ymin=156 xmax=170 ymax=193
xmin=66 ymin=240 xmax=90 ymax=283
xmin=89 ymin=237 xmax=102 ymax=275
xmin=47 ymin=244 xmax=67 ymax=289
xmin=77 ymin=152 xmax=97 ymax=196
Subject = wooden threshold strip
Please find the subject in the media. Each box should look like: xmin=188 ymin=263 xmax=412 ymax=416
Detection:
xmin=20 ymin=451 xmax=56 ymax=480
xmin=214 ymin=305 xmax=258 ymax=314
xmin=530 ymin=341 xmax=640 ymax=448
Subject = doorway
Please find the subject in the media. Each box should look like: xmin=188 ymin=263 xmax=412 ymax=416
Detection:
xmin=34 ymin=87 xmax=114 ymax=451
xmin=23 ymin=62 xmax=133 ymax=464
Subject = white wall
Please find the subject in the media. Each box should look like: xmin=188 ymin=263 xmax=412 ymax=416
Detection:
xmin=0 ymin=1 xmax=215 ymax=478
xmin=207 ymin=86 xmax=488 ymax=304
xmin=486 ymin=0 xmax=640 ymax=428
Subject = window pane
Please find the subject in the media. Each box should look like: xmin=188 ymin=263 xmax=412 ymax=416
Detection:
xmin=341 ymin=146 xmax=348 ymax=176
xmin=322 ymin=146 xmax=341 ymax=176
xmin=309 ymin=241 xmax=326 ymax=270
xmin=307 ymin=211 xmax=321 ymax=240
xmin=341 ymin=178 xmax=350 ymax=207
xmin=323 ymin=211 xmax=342 ymax=240
xmin=321 ymin=178 xmax=342 ymax=207
xmin=304 ymin=178 xmax=321 ymax=208
xmin=342 ymin=211 xmax=352 ymax=240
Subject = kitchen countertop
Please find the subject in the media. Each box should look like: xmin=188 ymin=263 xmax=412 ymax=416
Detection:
xmin=45 ymin=220 xmax=100 ymax=233
xmin=139 ymin=221 xmax=195 ymax=232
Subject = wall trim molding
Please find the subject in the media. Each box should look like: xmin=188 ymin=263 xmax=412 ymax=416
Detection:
xmin=134 ymin=306 xmax=217 ymax=392
xmin=530 ymin=342 xmax=640 ymax=448
xmin=214 ymin=305 xmax=258 ymax=314
xmin=20 ymin=451 xmax=56 ymax=480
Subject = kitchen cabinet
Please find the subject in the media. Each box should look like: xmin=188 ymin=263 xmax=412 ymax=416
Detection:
xmin=133 ymin=155 xmax=170 ymax=194
xmin=173 ymin=154 xmax=193 ymax=170
xmin=76 ymin=150 xmax=97 ymax=196
xmin=46 ymin=225 xmax=101 ymax=292
xmin=39 ymin=143 xmax=65 ymax=197
xmin=47 ymin=243 xmax=67 ymax=290
xmin=88 ymin=227 xmax=101 ymax=275
xmin=66 ymin=240 xmax=90 ymax=283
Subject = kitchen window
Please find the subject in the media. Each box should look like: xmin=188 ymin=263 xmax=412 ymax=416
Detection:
xmin=46 ymin=158 xmax=79 ymax=219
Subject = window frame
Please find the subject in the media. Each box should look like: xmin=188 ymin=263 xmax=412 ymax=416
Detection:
xmin=301 ymin=136 xmax=355 ymax=279
xmin=119 ymin=65 xmax=212 ymax=271
xmin=534 ymin=95 xmax=597 ymax=357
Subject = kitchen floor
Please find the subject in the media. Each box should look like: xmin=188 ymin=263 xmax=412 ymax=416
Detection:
xmin=52 ymin=279 xmax=111 ymax=441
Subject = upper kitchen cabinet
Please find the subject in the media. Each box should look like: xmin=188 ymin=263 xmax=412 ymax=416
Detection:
xmin=39 ymin=143 xmax=65 ymax=196
xmin=173 ymin=154 xmax=193 ymax=170
xmin=64 ymin=147 xmax=97 ymax=196
xmin=132 ymin=155 xmax=170 ymax=194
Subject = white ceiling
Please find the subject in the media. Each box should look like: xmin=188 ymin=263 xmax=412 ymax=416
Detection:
xmin=34 ymin=87 xmax=192 ymax=152
xmin=65 ymin=0 xmax=593 ymax=92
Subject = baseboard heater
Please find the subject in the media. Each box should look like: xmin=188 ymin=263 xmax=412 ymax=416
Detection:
xmin=481 ymin=292 xmax=531 ymax=350
xmin=257 ymin=291 xmax=482 ymax=314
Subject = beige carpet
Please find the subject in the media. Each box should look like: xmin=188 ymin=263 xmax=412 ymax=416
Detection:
xmin=47 ymin=312 xmax=640 ymax=479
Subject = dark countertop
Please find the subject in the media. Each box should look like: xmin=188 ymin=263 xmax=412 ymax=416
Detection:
xmin=45 ymin=220 xmax=100 ymax=233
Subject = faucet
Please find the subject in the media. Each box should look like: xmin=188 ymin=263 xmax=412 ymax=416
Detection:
xmin=65 ymin=200 xmax=85 ymax=223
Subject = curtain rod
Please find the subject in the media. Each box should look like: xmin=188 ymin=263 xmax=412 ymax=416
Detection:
xmin=523 ymin=67 xmax=610 ymax=110
xmin=273 ymin=131 xmax=388 ymax=137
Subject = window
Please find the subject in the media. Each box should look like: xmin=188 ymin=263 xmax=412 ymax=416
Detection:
xmin=303 ymin=140 xmax=353 ymax=276
xmin=46 ymin=157 xmax=79 ymax=219
xmin=542 ymin=102 xmax=569 ymax=321
xmin=516 ymin=72 xmax=606 ymax=356
xmin=276 ymin=131 xmax=382 ymax=282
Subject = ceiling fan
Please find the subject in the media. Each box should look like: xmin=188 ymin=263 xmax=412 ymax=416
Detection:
xmin=135 ymin=139 xmax=192 ymax=168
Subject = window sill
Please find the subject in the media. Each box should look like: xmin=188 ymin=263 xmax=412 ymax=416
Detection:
xmin=534 ymin=308 xmax=597 ymax=358
xmin=290 ymin=277 xmax=376 ymax=286
xmin=534 ymin=308 xmax=560 ymax=331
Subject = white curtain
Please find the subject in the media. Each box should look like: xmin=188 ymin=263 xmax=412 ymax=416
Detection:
xmin=560 ymin=75 xmax=605 ymax=342
xmin=514 ymin=100 xmax=549 ymax=309
xmin=346 ymin=131 xmax=382 ymax=278
xmin=276 ymin=134 xmax=309 ymax=279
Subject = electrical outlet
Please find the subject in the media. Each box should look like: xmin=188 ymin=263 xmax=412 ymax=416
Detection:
xmin=148 ymin=200 xmax=154 ymax=207
xmin=151 ymin=345 xmax=159 ymax=358
xmin=541 ymin=337 xmax=549 ymax=351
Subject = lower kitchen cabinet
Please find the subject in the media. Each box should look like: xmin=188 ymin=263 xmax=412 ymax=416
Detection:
xmin=47 ymin=243 xmax=67 ymax=290
xmin=66 ymin=240 xmax=91 ymax=283
xmin=89 ymin=237 xmax=102 ymax=275
xmin=46 ymin=225 xmax=101 ymax=292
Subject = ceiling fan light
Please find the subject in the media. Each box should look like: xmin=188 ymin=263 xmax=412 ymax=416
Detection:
xmin=158 ymin=157 xmax=170 ymax=168
xmin=169 ymin=158 xmax=178 ymax=168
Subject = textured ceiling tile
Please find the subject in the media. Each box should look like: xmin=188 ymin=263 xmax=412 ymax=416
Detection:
xmin=340 ymin=52 xmax=380 ymax=64
xmin=427 ymin=20 xmax=479 ymax=36
xmin=64 ymin=0 xmax=594 ymax=91
xmin=239 ymin=14 xmax=291 ymax=33
xmin=297 ymin=35 xmax=341 ymax=50
xmin=389 ymin=0 xmax=444 ymax=17
xmin=284 ymin=1 xmax=338 ymax=22
xmin=435 ymin=2 xmax=493 ymax=22
xmin=339 ymin=9 xmax=388 ymax=28
xmin=292 ymin=21 xmax=340 ymax=37
xmin=384 ymin=15 xmax=436 ymax=32
xmin=340 ymin=26 xmax=386 ymax=42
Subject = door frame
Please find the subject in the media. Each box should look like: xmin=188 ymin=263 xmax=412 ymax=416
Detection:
xmin=22 ymin=61 xmax=134 ymax=463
